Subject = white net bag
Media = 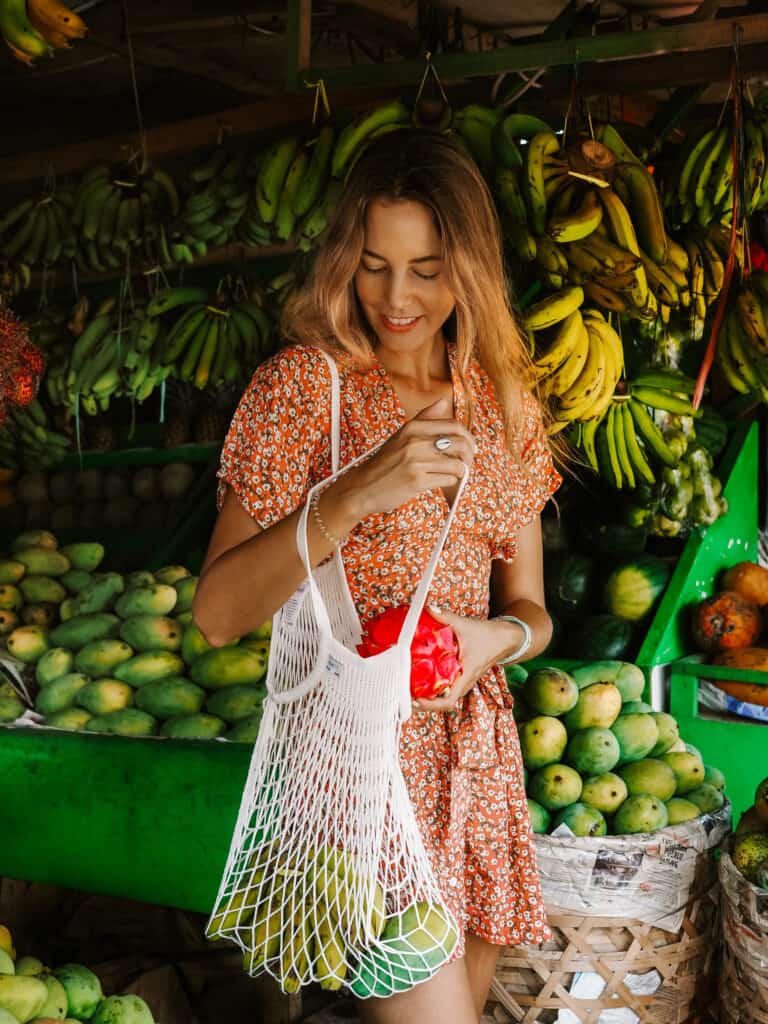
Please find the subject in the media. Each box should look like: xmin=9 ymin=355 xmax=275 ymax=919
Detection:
xmin=207 ymin=351 xmax=464 ymax=997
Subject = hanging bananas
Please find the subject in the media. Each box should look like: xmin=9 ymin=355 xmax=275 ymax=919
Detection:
xmin=0 ymin=188 xmax=77 ymax=267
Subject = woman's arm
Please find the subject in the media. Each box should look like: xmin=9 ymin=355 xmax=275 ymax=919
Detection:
xmin=488 ymin=515 xmax=553 ymax=662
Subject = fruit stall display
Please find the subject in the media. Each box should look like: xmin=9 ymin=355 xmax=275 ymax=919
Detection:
xmin=0 ymin=922 xmax=157 ymax=1024
xmin=0 ymin=528 xmax=269 ymax=744
xmin=510 ymin=660 xmax=727 ymax=837
xmin=718 ymin=777 xmax=768 ymax=1022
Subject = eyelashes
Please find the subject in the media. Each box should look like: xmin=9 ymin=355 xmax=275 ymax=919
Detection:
xmin=360 ymin=265 xmax=439 ymax=281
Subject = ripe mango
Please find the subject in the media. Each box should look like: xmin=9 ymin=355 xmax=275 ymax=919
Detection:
xmin=125 ymin=571 xmax=155 ymax=590
xmin=60 ymin=542 xmax=105 ymax=573
xmin=523 ymin=668 xmax=578 ymax=716
xmin=649 ymin=712 xmax=679 ymax=757
xmin=114 ymin=651 xmax=184 ymax=687
xmin=611 ymin=713 xmax=660 ymax=764
xmin=134 ymin=677 xmax=205 ymax=719
xmin=553 ymin=802 xmax=607 ymax=837
xmin=153 ymin=565 xmax=190 ymax=586
xmin=0 ymin=696 xmax=24 ymax=723
xmin=0 ymin=561 xmax=25 ymax=585
xmin=562 ymin=683 xmax=622 ymax=731
xmin=115 ymin=585 xmax=177 ymax=619
xmin=59 ymin=599 xmax=75 ymax=622
xmin=21 ymin=604 xmax=58 ymax=628
xmin=14 ymin=547 xmax=70 ymax=577
xmin=527 ymin=799 xmax=550 ymax=834
xmin=10 ymin=529 xmax=57 ymax=552
xmin=175 ymin=611 xmax=193 ymax=626
xmin=519 ymin=716 xmax=568 ymax=770
xmin=35 ymin=674 xmax=90 ymax=716
xmin=613 ymin=794 xmax=669 ymax=834
xmin=14 ymin=957 xmax=44 ymax=977
xmin=529 ymin=763 xmax=583 ymax=811
xmin=74 ymin=639 xmax=134 ymax=677
xmin=0 ymin=611 xmax=18 ymax=636
xmin=7 ymin=625 xmax=49 ymax=663
xmin=61 ymin=570 xmax=95 ymax=595
xmin=0 ymin=975 xmax=48 ymax=1022
xmin=85 ymin=709 xmax=157 ymax=737
xmin=52 ymin=965 xmax=103 ymax=1020
xmin=173 ymin=576 xmax=198 ymax=614
xmin=660 ymin=751 xmax=705 ymax=795
xmin=225 ymin=712 xmax=264 ymax=744
xmin=190 ymin=647 xmax=268 ymax=689
xmin=91 ymin=993 xmax=155 ymax=1024
xmin=704 ymin=764 xmax=726 ymax=792
xmin=119 ymin=615 xmax=183 ymax=653
xmin=665 ymin=798 xmax=700 ymax=825
xmin=181 ymin=623 xmax=212 ymax=665
xmin=618 ymin=758 xmax=676 ymax=801
xmin=686 ymin=783 xmax=724 ymax=814
xmin=161 ymin=713 xmax=226 ymax=739
xmin=50 ymin=613 xmax=121 ymax=650
xmin=0 ymin=949 xmax=13 ymax=975
xmin=76 ymin=680 xmax=134 ymax=716
xmin=0 ymin=929 xmax=13 ymax=962
xmin=44 ymin=708 xmax=93 ymax=732
xmin=37 ymin=973 xmax=68 ymax=1018
xmin=0 ymin=586 xmax=21 ymax=611
xmin=580 ymin=772 xmax=628 ymax=815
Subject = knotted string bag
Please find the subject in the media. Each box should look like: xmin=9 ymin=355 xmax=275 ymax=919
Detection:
xmin=207 ymin=350 xmax=467 ymax=997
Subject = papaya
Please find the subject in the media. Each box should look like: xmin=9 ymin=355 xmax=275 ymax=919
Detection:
xmin=44 ymin=707 xmax=92 ymax=731
xmin=161 ymin=713 xmax=226 ymax=739
xmin=190 ymin=647 xmax=268 ymax=689
xmin=125 ymin=571 xmax=155 ymax=590
xmin=85 ymin=709 xmax=157 ymax=737
xmin=225 ymin=711 xmax=264 ymax=743
xmin=0 ymin=585 xmax=22 ymax=610
xmin=35 ymin=647 xmax=75 ymax=686
xmin=76 ymin=680 xmax=134 ymax=715
xmin=60 ymin=542 xmax=105 ymax=572
xmin=10 ymin=529 xmax=57 ymax=551
xmin=119 ymin=615 xmax=183 ymax=653
xmin=74 ymin=639 xmax=134 ymax=677
xmin=721 ymin=561 xmax=768 ymax=607
xmin=14 ymin=547 xmax=70 ymax=577
xmin=0 ymin=975 xmax=48 ymax=1021
xmin=181 ymin=623 xmax=213 ymax=665
xmin=49 ymin=613 xmax=121 ymax=649
xmin=19 ymin=576 xmax=66 ymax=605
xmin=35 ymin=674 xmax=90 ymax=715
xmin=135 ymin=677 xmax=205 ymax=719
xmin=0 ymin=611 xmax=18 ymax=636
xmin=206 ymin=685 xmax=265 ymax=723
xmin=0 ymin=560 xmax=25 ymax=584
xmin=61 ymin=569 xmax=95 ymax=595
xmin=153 ymin=565 xmax=190 ymax=586
xmin=7 ymin=625 xmax=49 ymax=663
xmin=52 ymin=965 xmax=103 ymax=1020
xmin=115 ymin=585 xmax=177 ymax=619
xmin=173 ymin=576 xmax=198 ymax=613
xmin=113 ymin=651 xmax=185 ymax=687
xmin=70 ymin=573 xmax=125 ymax=616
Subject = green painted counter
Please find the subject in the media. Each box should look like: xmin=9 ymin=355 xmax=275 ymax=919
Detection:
xmin=0 ymin=727 xmax=251 ymax=912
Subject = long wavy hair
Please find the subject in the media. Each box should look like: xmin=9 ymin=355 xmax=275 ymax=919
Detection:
xmin=281 ymin=127 xmax=548 ymax=454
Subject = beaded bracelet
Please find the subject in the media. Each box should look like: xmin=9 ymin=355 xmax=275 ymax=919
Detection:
xmin=310 ymin=491 xmax=347 ymax=549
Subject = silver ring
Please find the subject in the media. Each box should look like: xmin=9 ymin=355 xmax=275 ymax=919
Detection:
xmin=435 ymin=436 xmax=452 ymax=452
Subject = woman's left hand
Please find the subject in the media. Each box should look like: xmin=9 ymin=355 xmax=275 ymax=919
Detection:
xmin=412 ymin=606 xmax=516 ymax=712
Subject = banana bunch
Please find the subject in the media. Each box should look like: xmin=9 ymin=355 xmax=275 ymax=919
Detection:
xmin=674 ymin=223 xmax=741 ymax=339
xmin=162 ymin=147 xmax=251 ymax=265
xmin=0 ymin=0 xmax=86 ymax=63
xmin=208 ymin=840 xmax=386 ymax=994
xmin=0 ymin=187 xmax=77 ymax=266
xmin=717 ymin=270 xmax=768 ymax=401
xmin=0 ymin=397 xmax=71 ymax=469
xmin=664 ymin=110 xmax=768 ymax=229
xmin=0 ymin=259 xmax=31 ymax=300
xmin=147 ymin=284 xmax=274 ymax=389
xmin=526 ymin=296 xmax=622 ymax=429
xmin=71 ymin=162 xmax=180 ymax=273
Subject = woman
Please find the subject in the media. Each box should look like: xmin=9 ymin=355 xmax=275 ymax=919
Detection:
xmin=193 ymin=128 xmax=561 ymax=1024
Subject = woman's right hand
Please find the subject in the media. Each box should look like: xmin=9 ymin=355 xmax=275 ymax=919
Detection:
xmin=321 ymin=398 xmax=476 ymax=528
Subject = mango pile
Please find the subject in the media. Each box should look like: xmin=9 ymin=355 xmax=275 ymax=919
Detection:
xmin=731 ymin=775 xmax=768 ymax=887
xmin=0 ymin=923 xmax=155 ymax=1023
xmin=0 ymin=529 xmax=269 ymax=742
xmin=509 ymin=660 xmax=727 ymax=836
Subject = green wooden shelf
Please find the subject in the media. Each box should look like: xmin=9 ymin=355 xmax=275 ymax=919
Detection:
xmin=59 ymin=442 xmax=221 ymax=470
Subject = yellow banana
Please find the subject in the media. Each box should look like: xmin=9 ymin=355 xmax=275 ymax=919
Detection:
xmin=547 ymin=188 xmax=603 ymax=243
xmin=716 ymin=321 xmax=749 ymax=394
xmin=557 ymin=326 xmax=607 ymax=414
xmin=614 ymin=161 xmax=667 ymax=264
xmin=27 ymin=0 xmax=87 ymax=38
xmin=580 ymin=231 xmax=639 ymax=274
xmin=535 ymin=236 xmax=569 ymax=276
xmin=665 ymin=236 xmax=689 ymax=273
xmin=583 ymin=281 xmax=629 ymax=314
xmin=735 ymin=289 xmax=768 ymax=356
xmin=541 ymin=316 xmax=590 ymax=397
xmin=525 ymin=132 xmax=561 ymax=235
xmin=598 ymin=188 xmax=641 ymax=256
xmin=639 ymin=252 xmax=680 ymax=307
xmin=314 ymin=918 xmax=348 ymax=991
xmin=524 ymin=285 xmax=584 ymax=332
xmin=700 ymin=237 xmax=725 ymax=300
xmin=726 ymin=313 xmax=762 ymax=393
xmin=586 ymin=315 xmax=624 ymax=381
xmin=531 ymin=310 xmax=585 ymax=379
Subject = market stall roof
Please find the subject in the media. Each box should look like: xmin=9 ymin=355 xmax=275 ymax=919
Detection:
xmin=0 ymin=0 xmax=767 ymax=168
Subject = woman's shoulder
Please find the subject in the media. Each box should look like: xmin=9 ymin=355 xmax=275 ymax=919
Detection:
xmin=245 ymin=342 xmax=334 ymax=402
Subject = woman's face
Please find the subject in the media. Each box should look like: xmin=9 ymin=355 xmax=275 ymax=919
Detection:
xmin=354 ymin=198 xmax=456 ymax=351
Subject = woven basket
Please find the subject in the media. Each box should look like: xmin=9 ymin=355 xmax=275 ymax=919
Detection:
xmin=485 ymin=814 xmax=726 ymax=1024
xmin=719 ymin=846 xmax=768 ymax=1024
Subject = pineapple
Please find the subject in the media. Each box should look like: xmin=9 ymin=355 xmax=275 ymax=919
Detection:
xmin=162 ymin=380 xmax=195 ymax=448
xmin=194 ymin=384 xmax=238 ymax=443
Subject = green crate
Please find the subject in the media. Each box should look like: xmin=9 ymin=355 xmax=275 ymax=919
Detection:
xmin=0 ymin=726 xmax=251 ymax=911
xmin=669 ymin=654 xmax=767 ymax=821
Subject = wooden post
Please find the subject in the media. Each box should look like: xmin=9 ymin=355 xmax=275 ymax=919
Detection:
xmin=285 ymin=0 xmax=313 ymax=92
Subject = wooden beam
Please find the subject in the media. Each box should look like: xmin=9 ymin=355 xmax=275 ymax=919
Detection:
xmin=285 ymin=0 xmax=313 ymax=91
xmin=306 ymin=12 xmax=768 ymax=89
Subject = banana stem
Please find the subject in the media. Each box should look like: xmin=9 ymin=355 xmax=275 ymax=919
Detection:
xmin=693 ymin=62 xmax=741 ymax=411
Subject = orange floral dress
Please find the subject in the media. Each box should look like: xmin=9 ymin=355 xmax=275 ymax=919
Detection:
xmin=216 ymin=342 xmax=561 ymax=953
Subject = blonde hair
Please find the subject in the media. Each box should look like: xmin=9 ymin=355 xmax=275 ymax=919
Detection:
xmin=282 ymin=128 xmax=547 ymax=453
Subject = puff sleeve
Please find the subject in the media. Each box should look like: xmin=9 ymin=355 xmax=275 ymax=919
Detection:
xmin=215 ymin=345 xmax=333 ymax=529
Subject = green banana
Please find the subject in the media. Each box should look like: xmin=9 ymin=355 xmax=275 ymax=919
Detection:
xmin=193 ymin=315 xmax=220 ymax=389
xmin=629 ymin=385 xmax=701 ymax=418
xmin=275 ymin=147 xmax=309 ymax=241
xmin=293 ymin=123 xmax=335 ymax=217
xmin=331 ymin=100 xmax=410 ymax=179
xmin=160 ymin=305 xmax=208 ymax=363
xmin=630 ymin=369 xmax=695 ymax=393
xmin=525 ymin=132 xmax=561 ymax=236
xmin=256 ymin=136 xmax=300 ymax=224
xmin=614 ymin=162 xmax=667 ymax=264
xmin=595 ymin=413 xmax=622 ymax=489
xmin=627 ymin=397 xmax=677 ymax=467
xmin=68 ymin=314 xmax=113 ymax=385
xmin=179 ymin=315 xmax=211 ymax=381
xmin=610 ymin=401 xmax=635 ymax=489
xmin=677 ymin=128 xmax=716 ymax=205
xmin=147 ymin=286 xmax=209 ymax=319
xmin=149 ymin=167 xmax=180 ymax=216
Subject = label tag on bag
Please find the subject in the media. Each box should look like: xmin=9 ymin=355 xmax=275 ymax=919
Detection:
xmin=325 ymin=653 xmax=342 ymax=678
xmin=282 ymin=581 xmax=309 ymax=628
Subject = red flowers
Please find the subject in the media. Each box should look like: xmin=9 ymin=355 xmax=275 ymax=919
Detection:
xmin=357 ymin=606 xmax=462 ymax=700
